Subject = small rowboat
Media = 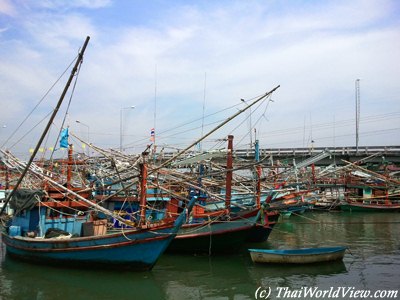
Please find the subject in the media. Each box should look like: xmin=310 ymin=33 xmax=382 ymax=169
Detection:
xmin=249 ymin=246 xmax=347 ymax=264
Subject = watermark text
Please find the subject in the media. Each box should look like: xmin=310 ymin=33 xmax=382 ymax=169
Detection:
xmin=255 ymin=286 xmax=398 ymax=299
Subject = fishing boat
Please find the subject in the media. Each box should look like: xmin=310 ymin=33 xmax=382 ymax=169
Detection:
xmin=0 ymin=36 xmax=195 ymax=270
xmin=167 ymin=135 xmax=263 ymax=254
xmin=248 ymin=246 xmax=347 ymax=264
xmin=340 ymin=201 xmax=400 ymax=212
xmin=168 ymin=208 xmax=261 ymax=254
xmin=1 ymin=144 xmax=197 ymax=270
xmin=340 ymin=169 xmax=400 ymax=212
xmin=2 ymin=201 xmax=194 ymax=270
xmin=246 ymin=208 xmax=279 ymax=242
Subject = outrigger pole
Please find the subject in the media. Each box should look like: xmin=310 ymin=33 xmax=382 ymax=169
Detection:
xmin=99 ymin=85 xmax=281 ymax=199
xmin=155 ymin=85 xmax=280 ymax=170
xmin=0 ymin=36 xmax=90 ymax=215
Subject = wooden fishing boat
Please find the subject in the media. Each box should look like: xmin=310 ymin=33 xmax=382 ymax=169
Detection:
xmin=339 ymin=166 xmax=400 ymax=212
xmin=245 ymin=209 xmax=280 ymax=242
xmin=0 ymin=37 xmax=196 ymax=270
xmin=168 ymin=208 xmax=260 ymax=254
xmin=167 ymin=135 xmax=280 ymax=253
xmin=248 ymin=246 xmax=347 ymax=264
xmin=1 ymin=204 xmax=193 ymax=270
xmin=1 ymin=149 xmax=197 ymax=270
xmin=340 ymin=201 xmax=400 ymax=212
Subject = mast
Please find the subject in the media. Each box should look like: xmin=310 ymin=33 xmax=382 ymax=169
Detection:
xmin=200 ymin=72 xmax=207 ymax=151
xmin=225 ymin=135 xmax=233 ymax=213
xmin=0 ymin=36 xmax=90 ymax=215
xmin=153 ymin=64 xmax=157 ymax=153
xmin=139 ymin=153 xmax=148 ymax=226
xmin=355 ymin=79 xmax=360 ymax=154
xmin=255 ymin=139 xmax=261 ymax=209
xmin=94 ymin=85 xmax=280 ymax=202
xmin=157 ymin=85 xmax=280 ymax=169
xmin=67 ymin=144 xmax=73 ymax=190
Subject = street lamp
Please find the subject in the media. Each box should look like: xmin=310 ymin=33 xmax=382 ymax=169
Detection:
xmin=120 ymin=106 xmax=135 ymax=152
xmin=76 ymin=120 xmax=90 ymax=155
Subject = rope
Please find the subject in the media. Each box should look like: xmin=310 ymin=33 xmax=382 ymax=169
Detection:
xmin=49 ymin=58 xmax=83 ymax=162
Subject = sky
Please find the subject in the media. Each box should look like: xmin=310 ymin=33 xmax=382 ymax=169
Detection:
xmin=0 ymin=0 xmax=399 ymax=158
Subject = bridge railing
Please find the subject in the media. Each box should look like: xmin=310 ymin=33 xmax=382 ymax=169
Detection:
xmin=234 ymin=146 xmax=400 ymax=157
xmin=161 ymin=146 xmax=400 ymax=160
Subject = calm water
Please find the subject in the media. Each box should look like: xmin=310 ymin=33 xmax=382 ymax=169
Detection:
xmin=1 ymin=211 xmax=399 ymax=300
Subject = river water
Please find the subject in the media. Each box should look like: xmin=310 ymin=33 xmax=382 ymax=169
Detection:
xmin=1 ymin=211 xmax=399 ymax=300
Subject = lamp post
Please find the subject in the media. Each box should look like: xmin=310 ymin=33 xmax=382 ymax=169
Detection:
xmin=120 ymin=106 xmax=135 ymax=152
xmin=76 ymin=120 xmax=90 ymax=155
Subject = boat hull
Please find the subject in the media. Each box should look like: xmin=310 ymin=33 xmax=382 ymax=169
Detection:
xmin=2 ymin=224 xmax=178 ymax=271
xmin=246 ymin=211 xmax=280 ymax=243
xmin=168 ymin=212 xmax=259 ymax=254
xmin=340 ymin=203 xmax=400 ymax=212
xmin=249 ymin=246 xmax=346 ymax=264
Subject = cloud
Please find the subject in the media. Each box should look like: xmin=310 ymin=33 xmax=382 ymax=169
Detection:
xmin=34 ymin=0 xmax=111 ymax=10
xmin=1 ymin=0 xmax=399 ymax=155
xmin=0 ymin=0 xmax=16 ymax=16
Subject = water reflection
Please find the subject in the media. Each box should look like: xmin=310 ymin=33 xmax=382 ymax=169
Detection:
xmin=0 ymin=253 xmax=164 ymax=300
xmin=1 ymin=211 xmax=399 ymax=299
xmin=248 ymin=261 xmax=347 ymax=293
xmin=154 ymin=254 xmax=255 ymax=300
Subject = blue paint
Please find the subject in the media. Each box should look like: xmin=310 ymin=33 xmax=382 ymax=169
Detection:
xmin=255 ymin=139 xmax=260 ymax=162
xmin=8 ymin=226 xmax=21 ymax=237
xmin=2 ymin=196 xmax=197 ymax=270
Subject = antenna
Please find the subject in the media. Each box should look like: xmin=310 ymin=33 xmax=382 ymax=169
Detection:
xmin=355 ymin=79 xmax=360 ymax=154
xmin=200 ymin=72 xmax=207 ymax=151
xmin=153 ymin=64 xmax=157 ymax=148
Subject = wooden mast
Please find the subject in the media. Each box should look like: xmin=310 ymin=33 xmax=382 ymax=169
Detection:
xmin=255 ymin=139 xmax=261 ymax=209
xmin=139 ymin=154 xmax=148 ymax=226
xmin=256 ymin=165 xmax=262 ymax=209
xmin=67 ymin=144 xmax=73 ymax=190
xmin=225 ymin=135 xmax=233 ymax=213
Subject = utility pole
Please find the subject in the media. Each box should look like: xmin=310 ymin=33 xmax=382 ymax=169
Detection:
xmin=355 ymin=79 xmax=360 ymax=154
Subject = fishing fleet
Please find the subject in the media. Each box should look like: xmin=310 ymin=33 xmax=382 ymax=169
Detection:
xmin=1 ymin=36 xmax=399 ymax=270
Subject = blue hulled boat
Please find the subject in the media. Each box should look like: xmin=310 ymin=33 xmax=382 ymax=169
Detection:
xmin=0 ymin=157 xmax=196 ymax=270
xmin=0 ymin=36 xmax=194 ymax=270
xmin=1 ymin=200 xmax=193 ymax=270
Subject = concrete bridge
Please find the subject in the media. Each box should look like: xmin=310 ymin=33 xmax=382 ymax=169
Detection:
xmin=163 ymin=146 xmax=400 ymax=166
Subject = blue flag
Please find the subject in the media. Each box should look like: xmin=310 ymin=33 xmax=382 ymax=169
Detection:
xmin=60 ymin=128 xmax=69 ymax=148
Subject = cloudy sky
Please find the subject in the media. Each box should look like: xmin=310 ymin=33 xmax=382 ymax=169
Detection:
xmin=0 ymin=0 xmax=399 ymax=158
